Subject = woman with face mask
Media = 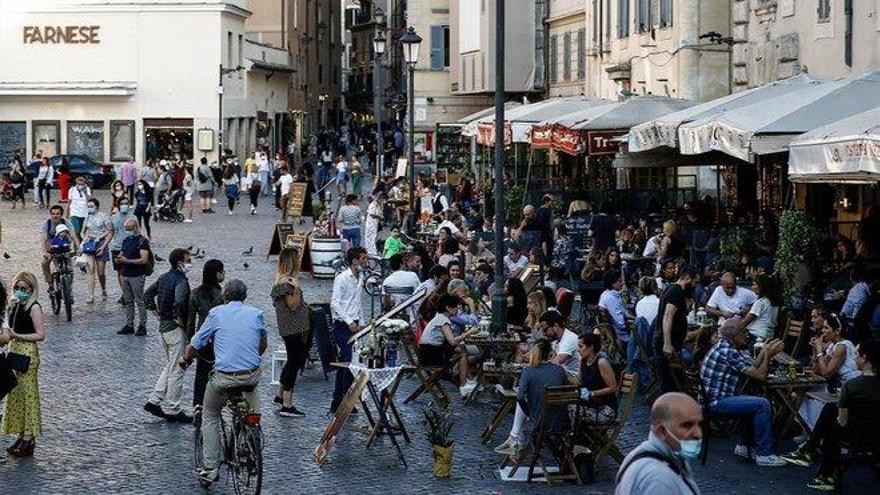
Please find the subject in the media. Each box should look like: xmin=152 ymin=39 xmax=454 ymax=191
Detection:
xmin=110 ymin=180 xmax=127 ymax=214
xmin=81 ymin=198 xmax=114 ymax=304
xmin=109 ymin=197 xmax=137 ymax=302
xmin=133 ymin=180 xmax=152 ymax=240
xmin=1 ymin=272 xmax=45 ymax=457
xmin=67 ymin=176 xmax=91 ymax=237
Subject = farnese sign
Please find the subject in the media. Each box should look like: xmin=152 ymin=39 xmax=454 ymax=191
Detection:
xmin=23 ymin=25 xmax=101 ymax=44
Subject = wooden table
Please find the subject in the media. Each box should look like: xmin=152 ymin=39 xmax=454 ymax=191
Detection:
xmin=314 ymin=362 xmax=414 ymax=468
xmin=477 ymin=364 xmax=524 ymax=444
xmin=462 ymin=335 xmax=522 ymax=403
xmin=763 ymin=374 xmax=826 ymax=437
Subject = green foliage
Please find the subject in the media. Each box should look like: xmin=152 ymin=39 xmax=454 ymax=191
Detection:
xmin=423 ymin=402 xmax=455 ymax=448
xmin=774 ymin=210 xmax=819 ymax=302
xmin=504 ymin=184 xmax=526 ymax=224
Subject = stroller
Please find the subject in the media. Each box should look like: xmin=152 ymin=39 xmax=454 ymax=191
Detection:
xmin=156 ymin=189 xmax=185 ymax=222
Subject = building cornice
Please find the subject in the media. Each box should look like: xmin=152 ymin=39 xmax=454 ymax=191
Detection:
xmin=6 ymin=1 xmax=252 ymax=19
xmin=0 ymin=81 xmax=137 ymax=96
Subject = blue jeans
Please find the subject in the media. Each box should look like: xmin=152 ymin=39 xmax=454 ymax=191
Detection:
xmin=332 ymin=320 xmax=355 ymax=408
xmin=342 ymin=227 xmax=362 ymax=248
xmin=711 ymin=395 xmax=774 ymax=456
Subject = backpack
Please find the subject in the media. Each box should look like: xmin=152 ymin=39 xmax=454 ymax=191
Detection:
xmin=197 ymin=166 xmax=209 ymax=183
xmin=143 ymin=244 xmax=156 ymax=277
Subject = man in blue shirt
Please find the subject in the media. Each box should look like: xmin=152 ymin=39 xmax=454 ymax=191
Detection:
xmin=599 ymin=270 xmax=629 ymax=345
xmin=180 ymin=279 xmax=268 ymax=486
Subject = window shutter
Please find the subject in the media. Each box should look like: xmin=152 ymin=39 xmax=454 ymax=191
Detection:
xmin=430 ymin=25 xmax=443 ymax=70
xmin=550 ymin=35 xmax=558 ymax=84
xmin=638 ymin=0 xmax=649 ymax=32
xmin=618 ymin=0 xmax=629 ymax=38
xmin=660 ymin=0 xmax=672 ymax=27
xmin=577 ymin=29 xmax=586 ymax=79
xmin=563 ymin=32 xmax=571 ymax=81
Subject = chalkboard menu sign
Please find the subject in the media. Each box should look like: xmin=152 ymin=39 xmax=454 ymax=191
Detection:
xmin=564 ymin=213 xmax=593 ymax=250
xmin=0 ymin=122 xmax=26 ymax=168
xmin=287 ymin=182 xmax=307 ymax=218
xmin=67 ymin=121 xmax=104 ymax=162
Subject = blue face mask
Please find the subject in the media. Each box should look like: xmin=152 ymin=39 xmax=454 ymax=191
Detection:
xmin=668 ymin=430 xmax=702 ymax=461
xmin=120 ymin=204 xmax=130 ymax=213
xmin=14 ymin=289 xmax=29 ymax=302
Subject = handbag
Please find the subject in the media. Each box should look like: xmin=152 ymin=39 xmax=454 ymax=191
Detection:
xmin=6 ymin=352 xmax=31 ymax=373
xmin=82 ymin=238 xmax=98 ymax=255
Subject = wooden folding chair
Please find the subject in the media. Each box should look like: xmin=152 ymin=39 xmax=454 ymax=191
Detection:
xmin=399 ymin=335 xmax=450 ymax=406
xmin=782 ymin=317 xmax=805 ymax=357
xmin=480 ymin=387 xmax=517 ymax=444
xmin=580 ymin=371 xmax=638 ymax=467
xmin=503 ymin=385 xmax=583 ymax=485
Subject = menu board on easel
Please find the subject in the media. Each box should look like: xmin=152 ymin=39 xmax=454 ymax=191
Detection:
xmin=285 ymin=232 xmax=311 ymax=271
xmin=267 ymin=223 xmax=296 ymax=258
xmin=314 ymin=371 xmax=370 ymax=465
xmin=287 ymin=182 xmax=307 ymax=218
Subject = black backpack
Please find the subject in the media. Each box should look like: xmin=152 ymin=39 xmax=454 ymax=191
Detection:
xmin=197 ymin=167 xmax=209 ymax=183
xmin=141 ymin=238 xmax=155 ymax=276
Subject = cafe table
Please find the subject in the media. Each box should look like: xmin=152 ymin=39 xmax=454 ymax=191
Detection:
xmin=763 ymin=372 xmax=826 ymax=437
xmin=462 ymin=332 xmax=522 ymax=403
xmin=478 ymin=363 xmax=525 ymax=444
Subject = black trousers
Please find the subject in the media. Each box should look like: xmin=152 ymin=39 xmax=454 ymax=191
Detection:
xmin=192 ymin=347 xmax=215 ymax=407
xmin=806 ymin=402 xmax=843 ymax=477
xmin=279 ymin=334 xmax=309 ymax=391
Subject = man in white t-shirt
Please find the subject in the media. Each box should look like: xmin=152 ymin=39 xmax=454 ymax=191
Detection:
xmin=276 ymin=167 xmax=294 ymax=222
xmin=382 ymin=254 xmax=421 ymax=321
xmin=257 ymin=150 xmax=271 ymax=196
xmin=635 ymin=276 xmax=661 ymax=326
xmin=706 ymin=272 xmax=757 ymax=325
xmin=541 ymin=310 xmax=580 ymax=383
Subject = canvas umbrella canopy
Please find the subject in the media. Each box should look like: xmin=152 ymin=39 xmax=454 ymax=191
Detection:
xmin=628 ymin=73 xmax=820 ymax=153
xmin=678 ymin=70 xmax=880 ymax=162
xmin=459 ymin=101 xmax=521 ymax=136
xmin=789 ymin=107 xmax=880 ymax=183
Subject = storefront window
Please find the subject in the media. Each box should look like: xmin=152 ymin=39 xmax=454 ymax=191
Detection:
xmin=33 ymin=121 xmax=60 ymax=158
xmin=110 ymin=120 xmax=135 ymax=161
xmin=0 ymin=122 xmax=26 ymax=167
xmin=67 ymin=121 xmax=105 ymax=162
xmin=145 ymin=126 xmax=193 ymax=162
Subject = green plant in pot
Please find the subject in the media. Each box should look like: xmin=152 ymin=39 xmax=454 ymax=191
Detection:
xmin=774 ymin=210 xmax=819 ymax=304
xmin=423 ymin=402 xmax=455 ymax=478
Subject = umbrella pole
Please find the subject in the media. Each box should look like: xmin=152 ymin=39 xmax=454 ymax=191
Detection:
xmin=716 ymin=164 xmax=722 ymax=225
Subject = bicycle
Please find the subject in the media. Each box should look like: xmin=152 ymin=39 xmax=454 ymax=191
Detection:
xmin=193 ymin=380 xmax=264 ymax=495
xmin=48 ymin=251 xmax=74 ymax=321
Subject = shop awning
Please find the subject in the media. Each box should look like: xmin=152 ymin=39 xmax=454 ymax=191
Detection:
xmin=789 ymin=107 xmax=880 ymax=183
xmin=458 ymin=102 xmax=521 ymax=125
xmin=613 ymin=149 xmax=732 ymax=169
xmin=628 ymin=73 xmax=820 ymax=153
xmin=531 ymin=96 xmax=693 ymax=155
xmin=474 ymin=96 xmax=605 ymax=145
xmin=678 ymin=70 xmax=880 ymax=162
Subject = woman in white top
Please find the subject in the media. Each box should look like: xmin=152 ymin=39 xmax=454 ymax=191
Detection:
xmin=335 ymin=155 xmax=348 ymax=197
xmin=66 ymin=176 xmax=92 ymax=237
xmin=182 ymin=166 xmax=195 ymax=223
xmin=81 ymin=197 xmax=114 ymax=303
xmin=739 ymin=274 xmax=781 ymax=341
xmin=364 ymin=194 xmax=384 ymax=257
xmin=798 ymin=312 xmax=861 ymax=430
xmin=417 ymin=294 xmax=478 ymax=395
xmin=36 ymin=157 xmax=54 ymax=208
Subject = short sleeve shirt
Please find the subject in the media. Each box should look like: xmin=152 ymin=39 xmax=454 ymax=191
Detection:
xmin=83 ymin=211 xmax=112 ymax=240
xmin=120 ymin=235 xmax=150 ymax=277
xmin=278 ymin=174 xmax=294 ymax=196
xmin=747 ymin=297 xmax=779 ymax=340
xmin=553 ymin=329 xmax=581 ymax=377
xmin=838 ymin=375 xmax=880 ymax=410
xmin=652 ymin=284 xmax=688 ymax=352
xmin=420 ymin=313 xmax=451 ymax=347
xmin=707 ymin=286 xmax=757 ymax=324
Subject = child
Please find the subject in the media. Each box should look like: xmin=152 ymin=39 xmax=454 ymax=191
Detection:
xmin=383 ymin=226 xmax=405 ymax=259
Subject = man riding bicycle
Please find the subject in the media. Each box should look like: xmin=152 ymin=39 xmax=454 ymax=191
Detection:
xmin=179 ymin=279 xmax=267 ymax=485
xmin=41 ymin=205 xmax=80 ymax=294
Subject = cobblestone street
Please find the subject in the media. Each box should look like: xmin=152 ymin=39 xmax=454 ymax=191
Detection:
xmin=0 ymin=192 xmax=819 ymax=494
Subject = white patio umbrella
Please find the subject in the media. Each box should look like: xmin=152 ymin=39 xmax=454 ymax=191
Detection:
xmin=789 ymin=107 xmax=880 ymax=183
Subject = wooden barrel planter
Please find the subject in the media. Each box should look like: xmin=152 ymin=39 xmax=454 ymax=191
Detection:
xmin=311 ymin=237 xmax=342 ymax=279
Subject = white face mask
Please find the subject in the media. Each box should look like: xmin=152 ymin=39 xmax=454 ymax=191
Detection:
xmin=180 ymin=262 xmax=192 ymax=273
xmin=666 ymin=428 xmax=702 ymax=461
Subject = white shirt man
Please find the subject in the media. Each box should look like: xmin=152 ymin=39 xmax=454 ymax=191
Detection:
xmin=435 ymin=219 xmax=462 ymax=237
xmin=636 ymin=294 xmax=660 ymax=326
xmin=277 ymin=171 xmax=294 ymax=197
xmin=706 ymin=273 xmax=757 ymax=325
xmin=382 ymin=263 xmax=421 ymax=322
xmin=331 ymin=266 xmax=364 ymax=327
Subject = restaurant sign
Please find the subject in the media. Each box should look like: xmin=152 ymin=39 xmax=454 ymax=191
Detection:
xmin=23 ymin=26 xmax=101 ymax=44
xmin=586 ymin=131 xmax=625 ymax=155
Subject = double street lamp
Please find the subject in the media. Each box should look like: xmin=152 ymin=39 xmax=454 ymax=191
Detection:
xmin=372 ymin=24 xmax=421 ymax=231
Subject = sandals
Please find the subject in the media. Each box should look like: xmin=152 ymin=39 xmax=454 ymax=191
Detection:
xmin=8 ymin=438 xmax=34 ymax=457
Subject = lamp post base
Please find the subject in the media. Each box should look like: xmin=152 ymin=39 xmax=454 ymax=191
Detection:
xmin=490 ymin=292 xmax=507 ymax=335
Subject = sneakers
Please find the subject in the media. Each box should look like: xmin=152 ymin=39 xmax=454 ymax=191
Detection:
xmin=143 ymin=402 xmax=166 ymax=419
xmin=197 ymin=467 xmax=219 ymax=485
xmin=806 ymin=475 xmax=836 ymax=491
xmin=459 ymin=379 xmax=477 ymax=398
xmin=734 ymin=444 xmax=755 ymax=459
xmin=250 ymin=206 xmax=256 ymax=215
xmin=166 ymin=412 xmax=193 ymax=424
xmin=134 ymin=325 xmax=147 ymax=336
xmin=117 ymin=325 xmax=135 ymax=335
xmin=493 ymin=437 xmax=518 ymax=456
xmin=228 ymin=211 xmax=233 ymax=216
xmin=183 ymin=219 xmax=193 ymax=223
xmin=755 ymin=454 xmax=788 ymax=467
xmin=279 ymin=406 xmax=305 ymax=418
xmin=781 ymin=445 xmax=815 ymax=467
xmin=273 ymin=395 xmax=284 ymax=406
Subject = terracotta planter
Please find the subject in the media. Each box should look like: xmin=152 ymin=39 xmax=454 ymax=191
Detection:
xmin=431 ymin=443 xmax=454 ymax=478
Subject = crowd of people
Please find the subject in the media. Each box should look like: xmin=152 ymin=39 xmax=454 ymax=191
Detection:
xmin=2 ymin=131 xmax=880 ymax=493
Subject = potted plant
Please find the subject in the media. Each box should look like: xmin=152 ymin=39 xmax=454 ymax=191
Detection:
xmin=774 ymin=210 xmax=819 ymax=304
xmin=423 ymin=402 xmax=455 ymax=478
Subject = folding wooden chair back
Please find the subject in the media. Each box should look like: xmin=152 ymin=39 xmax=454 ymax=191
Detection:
xmin=399 ymin=335 xmax=450 ymax=406
xmin=517 ymin=385 xmax=583 ymax=485
xmin=782 ymin=317 xmax=805 ymax=357
xmin=581 ymin=371 xmax=638 ymax=467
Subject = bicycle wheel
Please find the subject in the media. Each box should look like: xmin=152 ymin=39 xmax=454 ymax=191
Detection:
xmin=62 ymin=273 xmax=73 ymax=322
xmin=231 ymin=423 xmax=263 ymax=495
xmin=49 ymin=282 xmax=61 ymax=315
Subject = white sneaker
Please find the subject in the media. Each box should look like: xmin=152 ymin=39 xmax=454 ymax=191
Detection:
xmin=228 ymin=211 xmax=233 ymax=215
xmin=493 ymin=437 xmax=519 ymax=456
xmin=734 ymin=444 xmax=755 ymax=459
xmin=212 ymin=199 xmax=218 ymax=204
xmin=183 ymin=219 xmax=193 ymax=223
xmin=755 ymin=454 xmax=787 ymax=467
xmin=459 ymin=380 xmax=477 ymax=398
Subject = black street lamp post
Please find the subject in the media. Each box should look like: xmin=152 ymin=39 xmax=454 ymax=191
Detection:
xmin=400 ymin=27 xmax=422 ymax=233
xmin=491 ymin=0 xmax=507 ymax=334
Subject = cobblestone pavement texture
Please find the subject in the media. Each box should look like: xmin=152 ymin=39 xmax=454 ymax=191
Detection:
xmin=0 ymin=191 xmax=821 ymax=494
